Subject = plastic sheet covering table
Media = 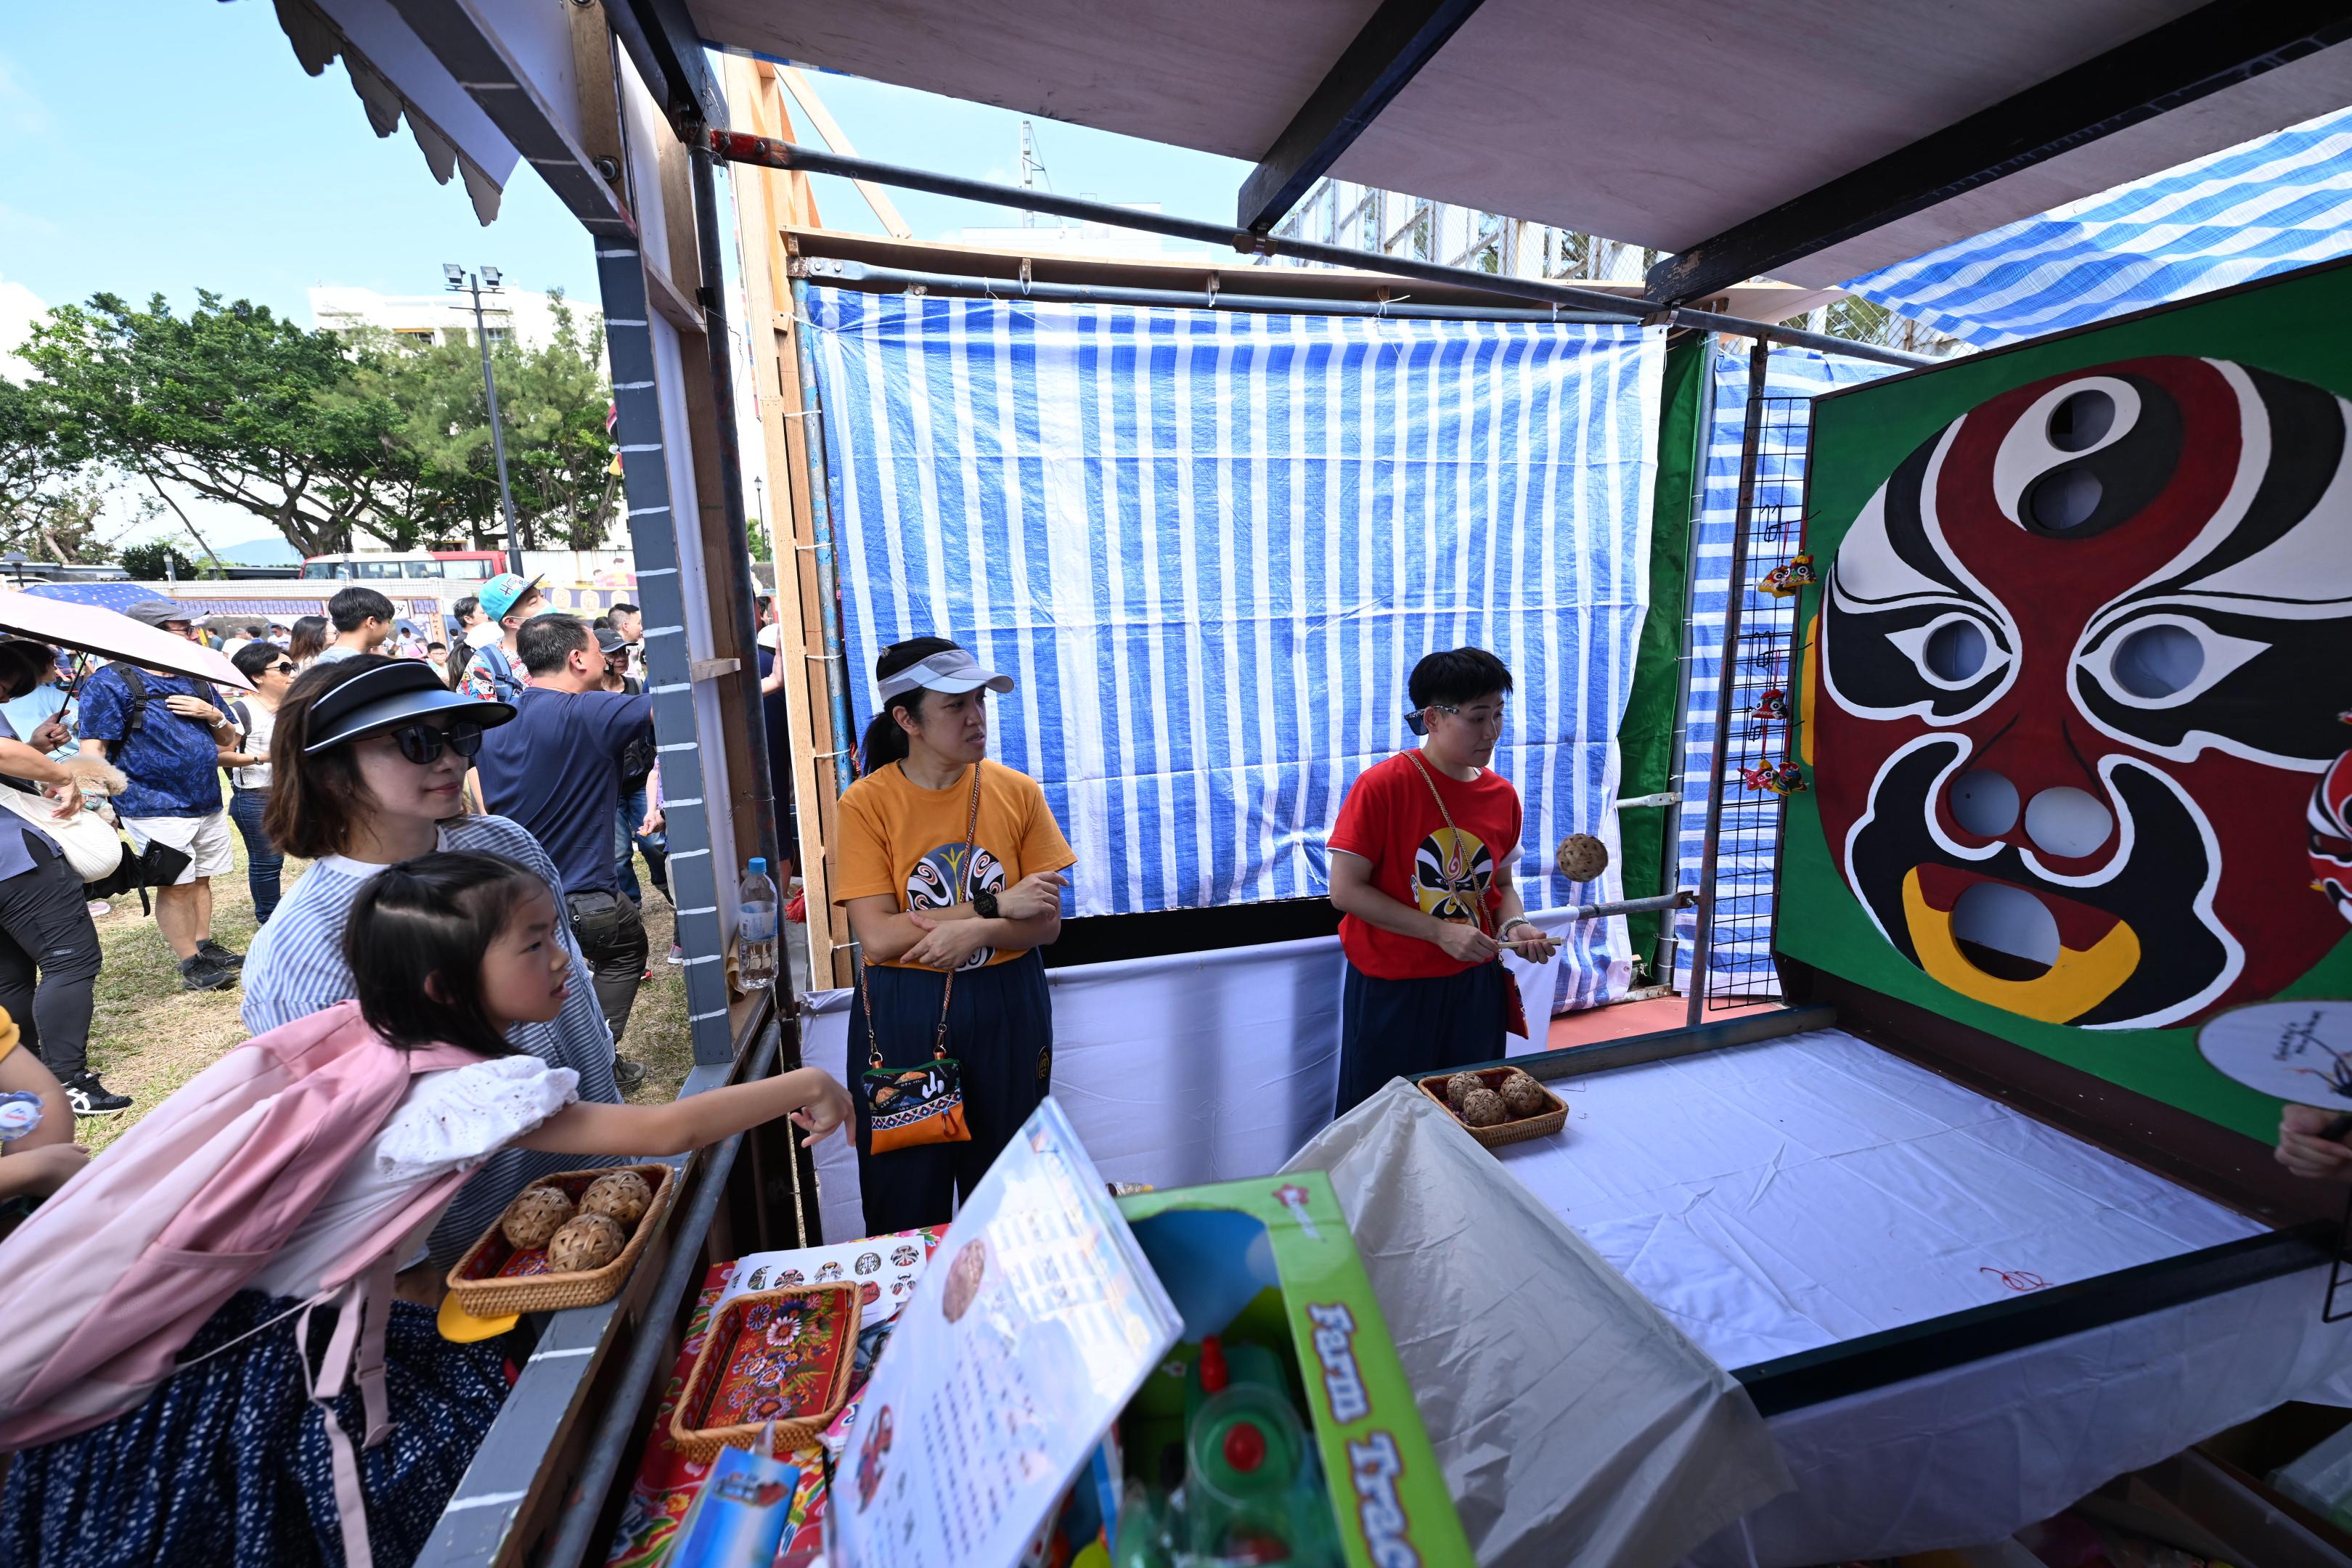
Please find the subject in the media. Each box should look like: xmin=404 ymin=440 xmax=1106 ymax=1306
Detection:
xmin=1491 ymin=1026 xmax=2352 ymax=1566
xmin=1281 ymin=1082 xmax=1794 ymax=1568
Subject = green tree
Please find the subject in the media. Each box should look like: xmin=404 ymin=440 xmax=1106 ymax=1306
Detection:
xmin=0 ymin=376 xmax=123 ymax=564
xmin=119 ymin=539 xmax=197 ymax=580
xmin=367 ymin=293 xmax=618 ymax=551
xmin=20 ymin=291 xmax=420 ymax=558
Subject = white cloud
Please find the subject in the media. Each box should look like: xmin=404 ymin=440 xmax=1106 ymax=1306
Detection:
xmin=0 ymin=274 xmax=46 ymax=380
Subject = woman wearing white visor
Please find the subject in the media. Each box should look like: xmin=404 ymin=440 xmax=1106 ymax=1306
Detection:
xmin=834 ymin=637 xmax=1076 ymax=1233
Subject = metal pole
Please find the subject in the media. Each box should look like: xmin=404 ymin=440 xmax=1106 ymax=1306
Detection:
xmin=1656 ymin=338 xmax=1721 ymax=987
xmin=465 ymin=275 xmax=526 ymax=575
xmin=1686 ymin=338 xmax=1771 ymax=1027
xmin=687 ymin=145 xmax=783 ymax=880
xmin=710 ymin=133 xmax=1941 ymax=372
xmin=793 ymin=258 xmax=1631 ymax=324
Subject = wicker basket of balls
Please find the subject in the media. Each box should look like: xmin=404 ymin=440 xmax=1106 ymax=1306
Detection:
xmin=445 ymin=1164 xmax=674 ymax=1315
xmin=1418 ymin=1065 xmax=1569 ymax=1149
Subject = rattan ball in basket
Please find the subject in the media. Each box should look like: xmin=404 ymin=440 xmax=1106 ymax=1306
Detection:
xmin=1418 ymin=1067 xmax=1567 ymax=1148
xmin=669 ymin=1283 xmax=864 ymax=1462
xmin=445 ymin=1163 xmax=674 ymax=1316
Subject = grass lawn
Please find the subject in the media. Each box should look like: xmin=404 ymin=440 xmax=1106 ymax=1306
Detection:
xmin=75 ymin=830 xmax=693 ymax=1153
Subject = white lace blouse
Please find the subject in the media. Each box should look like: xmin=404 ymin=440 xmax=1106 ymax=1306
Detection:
xmin=250 ymin=1056 xmax=581 ymax=1299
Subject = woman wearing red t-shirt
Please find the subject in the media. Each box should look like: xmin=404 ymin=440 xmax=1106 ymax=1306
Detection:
xmin=1327 ymin=648 xmax=1558 ymax=1116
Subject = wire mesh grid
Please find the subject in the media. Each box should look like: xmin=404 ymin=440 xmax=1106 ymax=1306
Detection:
xmin=1700 ymin=391 xmax=1815 ymax=1010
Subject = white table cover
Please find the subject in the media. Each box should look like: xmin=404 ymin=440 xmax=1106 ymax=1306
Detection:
xmin=1494 ymin=1027 xmax=2352 ymax=1565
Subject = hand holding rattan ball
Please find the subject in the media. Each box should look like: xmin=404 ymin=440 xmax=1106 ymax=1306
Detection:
xmin=581 ymin=1170 xmax=652 ymax=1228
xmin=1555 ymin=833 xmax=1609 ymax=882
xmin=1459 ymin=1087 xmax=1508 ymax=1127
xmin=1444 ymin=1071 xmax=1484 ymax=1109
xmin=501 ymin=1185 xmax=575 ymax=1251
xmin=1500 ymin=1073 xmax=1551 ymax=1117
xmin=547 ymin=1212 xmax=627 ymax=1273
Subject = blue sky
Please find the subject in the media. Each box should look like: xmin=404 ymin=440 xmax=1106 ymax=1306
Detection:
xmin=0 ymin=1 xmax=1246 ymax=544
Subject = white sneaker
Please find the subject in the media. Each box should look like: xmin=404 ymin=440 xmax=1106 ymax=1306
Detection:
xmin=665 ymin=943 xmax=687 ymax=965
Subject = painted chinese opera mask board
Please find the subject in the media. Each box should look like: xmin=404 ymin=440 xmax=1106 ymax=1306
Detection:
xmin=1812 ymin=356 xmax=2352 ymax=1030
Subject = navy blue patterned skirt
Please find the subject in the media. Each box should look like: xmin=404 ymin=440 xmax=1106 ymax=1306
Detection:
xmin=1 ymin=1291 xmax=515 ymax=1568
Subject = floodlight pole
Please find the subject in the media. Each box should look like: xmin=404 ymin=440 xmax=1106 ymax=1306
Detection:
xmin=449 ymin=268 xmax=526 ymax=575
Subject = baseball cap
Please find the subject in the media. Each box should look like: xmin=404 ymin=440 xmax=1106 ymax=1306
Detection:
xmin=302 ymin=659 xmax=515 ymax=754
xmin=875 ymin=645 xmax=1016 ymax=701
xmin=478 ymin=572 xmax=544 ymax=623
xmin=595 ymin=626 xmax=628 ymax=658
xmin=122 ymin=599 xmax=194 ymax=629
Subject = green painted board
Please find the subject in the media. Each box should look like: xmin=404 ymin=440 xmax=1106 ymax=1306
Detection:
xmin=1781 ymin=258 xmax=2352 ymax=1143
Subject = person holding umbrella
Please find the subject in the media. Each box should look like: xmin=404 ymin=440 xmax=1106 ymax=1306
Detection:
xmin=74 ymin=600 xmax=245 ymax=993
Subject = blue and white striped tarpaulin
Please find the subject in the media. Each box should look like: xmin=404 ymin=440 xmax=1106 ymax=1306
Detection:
xmin=1672 ymin=343 xmax=1898 ymax=992
xmin=805 ymin=288 xmax=1665 ymax=1010
xmin=1842 ymin=106 xmax=2352 ymax=348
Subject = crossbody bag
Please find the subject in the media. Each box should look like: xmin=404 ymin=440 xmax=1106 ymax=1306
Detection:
xmin=856 ymin=761 xmax=984 ymax=1153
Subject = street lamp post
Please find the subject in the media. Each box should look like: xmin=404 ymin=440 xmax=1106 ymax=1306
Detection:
xmin=444 ymin=264 xmax=525 ymax=575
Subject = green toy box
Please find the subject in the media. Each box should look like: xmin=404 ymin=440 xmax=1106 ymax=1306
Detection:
xmin=1111 ymin=1172 xmax=1470 ymax=1568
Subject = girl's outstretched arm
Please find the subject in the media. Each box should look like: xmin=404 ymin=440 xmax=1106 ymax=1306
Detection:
xmin=515 ymin=1066 xmax=852 ymax=1157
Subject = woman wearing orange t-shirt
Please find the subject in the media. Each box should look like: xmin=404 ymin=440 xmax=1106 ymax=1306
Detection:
xmin=835 ymin=637 xmax=1077 ymax=1233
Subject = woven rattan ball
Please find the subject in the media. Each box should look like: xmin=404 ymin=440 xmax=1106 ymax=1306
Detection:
xmin=1458 ymin=1087 xmax=1508 ymax=1127
xmin=547 ymin=1212 xmax=627 ymax=1273
xmin=1555 ymin=833 xmax=1609 ymax=882
xmin=1444 ymin=1071 xmax=1485 ymax=1109
xmin=1500 ymin=1074 xmax=1551 ymax=1118
xmin=500 ymin=1186 xmax=575 ymax=1251
xmin=581 ymin=1170 xmax=653 ymax=1228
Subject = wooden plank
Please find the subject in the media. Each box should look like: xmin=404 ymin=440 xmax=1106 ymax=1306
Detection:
xmin=777 ymin=66 xmax=914 ymax=237
xmin=646 ymin=97 xmax=772 ymax=1018
xmin=727 ymin=55 xmax=847 ymax=987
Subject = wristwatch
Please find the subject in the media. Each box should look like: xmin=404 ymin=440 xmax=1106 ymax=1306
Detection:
xmin=973 ymin=888 xmax=1001 ymax=920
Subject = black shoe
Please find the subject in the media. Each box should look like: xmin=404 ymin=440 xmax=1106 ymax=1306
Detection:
xmin=179 ymin=954 xmax=237 ymax=992
xmin=197 ymin=939 xmax=243 ymax=971
xmin=65 ymin=1071 xmax=132 ymax=1116
xmin=611 ymin=1055 xmax=647 ymax=1092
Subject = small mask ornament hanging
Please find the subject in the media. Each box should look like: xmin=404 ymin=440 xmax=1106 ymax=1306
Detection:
xmin=1813 ymin=357 xmax=2352 ymax=1029
xmin=1759 ymin=554 xmax=1817 ymax=598
xmin=1752 ymin=687 xmax=1790 ymax=722
xmin=1744 ymin=761 xmax=1805 ymax=796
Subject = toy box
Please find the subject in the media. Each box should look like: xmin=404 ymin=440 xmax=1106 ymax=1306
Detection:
xmin=1109 ymin=1172 xmax=1471 ymax=1568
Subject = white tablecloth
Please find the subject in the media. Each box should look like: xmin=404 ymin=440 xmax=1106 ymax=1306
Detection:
xmin=1494 ymin=1027 xmax=2352 ymax=1565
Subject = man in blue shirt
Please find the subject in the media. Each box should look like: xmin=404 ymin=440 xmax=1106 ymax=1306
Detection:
xmin=473 ymin=613 xmax=653 ymax=1085
xmin=75 ymin=601 xmax=242 ymax=992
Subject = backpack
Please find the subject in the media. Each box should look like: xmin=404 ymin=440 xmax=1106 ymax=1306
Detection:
xmin=220 ymin=698 xmax=253 ymax=778
xmin=0 ymin=1001 xmax=477 ymax=1567
xmin=618 ymin=677 xmax=656 ymax=787
xmin=103 ymin=665 xmax=221 ymax=762
xmin=471 ymin=642 xmax=524 ymax=703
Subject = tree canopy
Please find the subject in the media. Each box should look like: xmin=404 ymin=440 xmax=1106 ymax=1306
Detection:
xmin=13 ymin=288 xmax=618 ymax=560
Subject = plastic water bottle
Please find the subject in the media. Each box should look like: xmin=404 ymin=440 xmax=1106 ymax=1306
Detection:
xmin=738 ymin=857 xmax=780 ymax=990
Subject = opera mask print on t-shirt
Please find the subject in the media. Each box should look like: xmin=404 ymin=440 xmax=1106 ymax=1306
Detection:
xmin=1814 ymin=356 xmax=2352 ymax=1030
xmin=1413 ymin=827 xmax=1493 ymax=923
xmin=905 ymin=841 xmax=1008 ymax=969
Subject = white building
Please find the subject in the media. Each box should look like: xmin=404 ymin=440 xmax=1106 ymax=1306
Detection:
xmin=954 ymin=206 xmax=1210 ymax=262
xmin=307 ymin=282 xmax=581 ymax=349
xmin=1265 ymin=177 xmax=1961 ymax=355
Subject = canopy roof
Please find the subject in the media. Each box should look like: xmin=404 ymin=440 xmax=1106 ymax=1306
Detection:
xmin=691 ymin=0 xmax=2352 ymax=293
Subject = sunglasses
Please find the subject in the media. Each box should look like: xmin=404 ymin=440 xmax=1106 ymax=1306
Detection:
xmin=271 ymin=661 xmax=296 ymax=675
xmin=389 ymin=721 xmax=485 ymax=765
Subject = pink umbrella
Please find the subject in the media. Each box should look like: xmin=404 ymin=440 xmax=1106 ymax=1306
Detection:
xmin=0 ymin=589 xmax=252 ymax=690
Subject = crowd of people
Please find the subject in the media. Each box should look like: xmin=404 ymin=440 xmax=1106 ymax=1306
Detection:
xmin=0 ymin=600 xmax=2342 ymax=1568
